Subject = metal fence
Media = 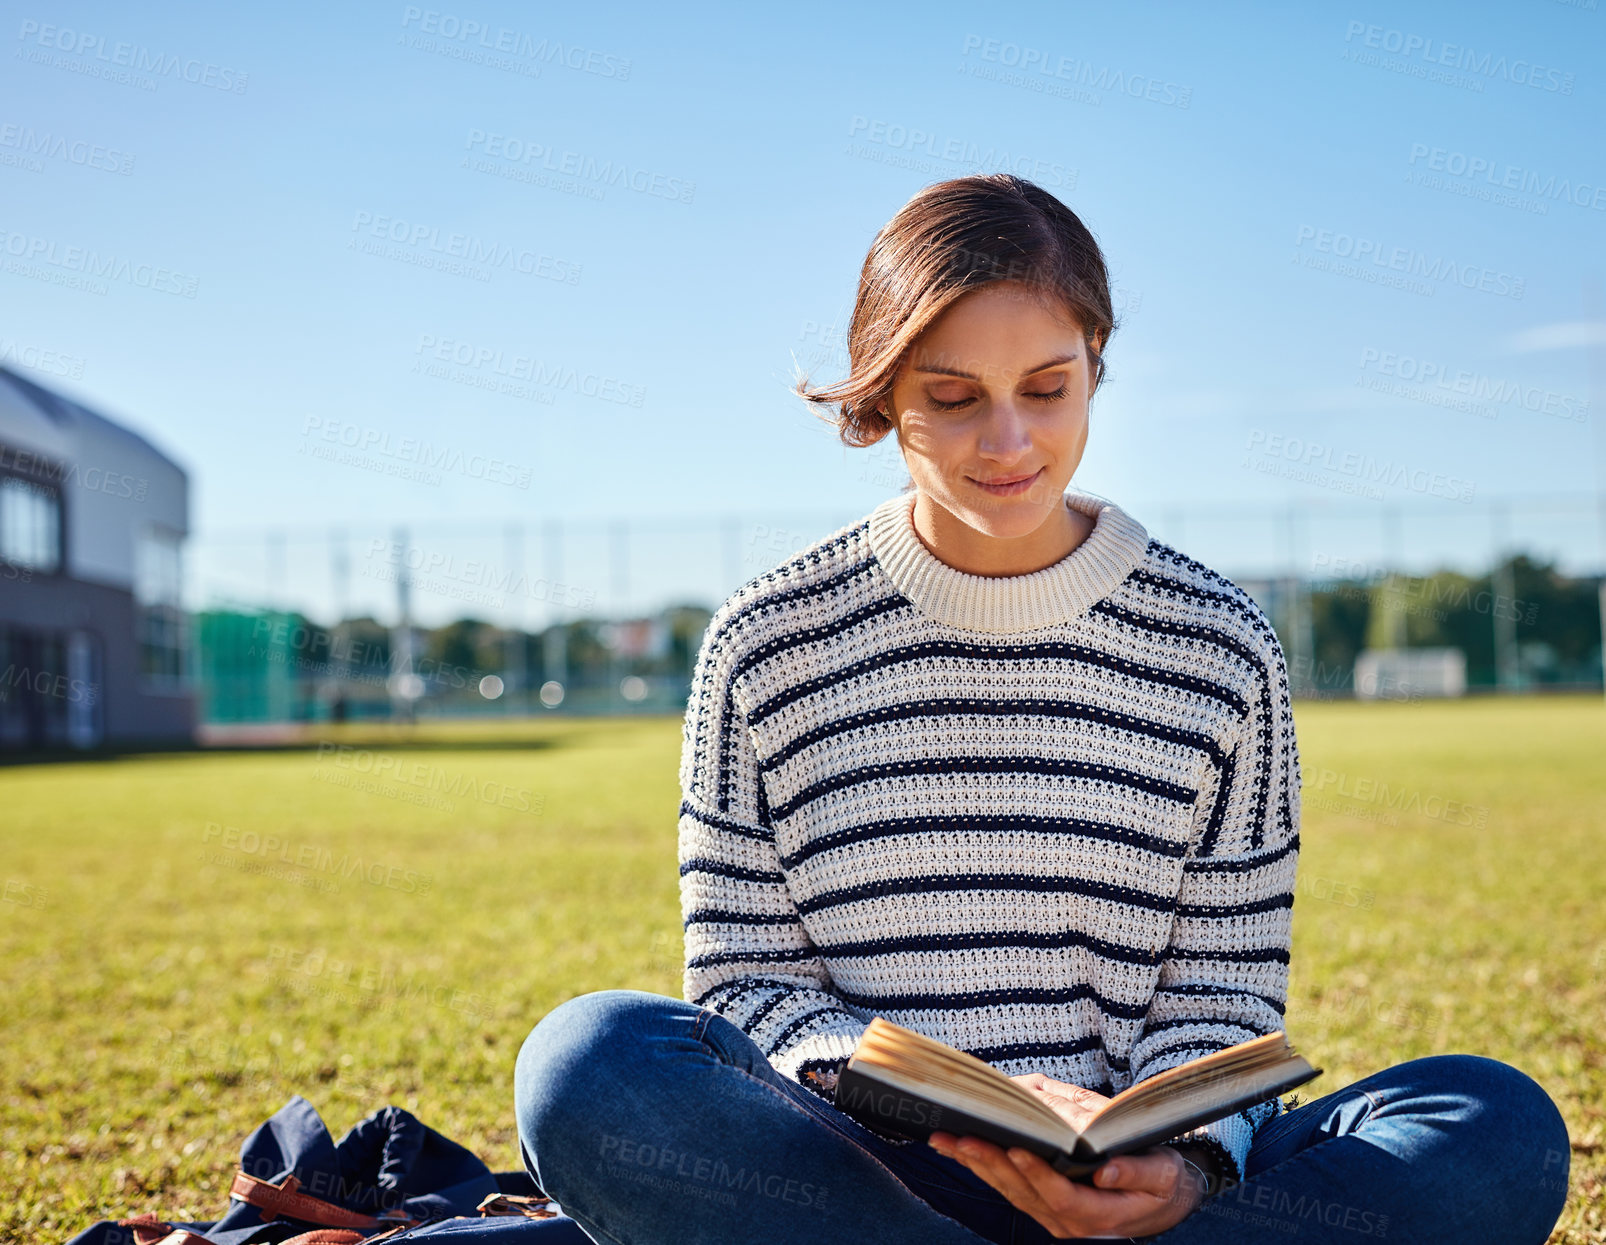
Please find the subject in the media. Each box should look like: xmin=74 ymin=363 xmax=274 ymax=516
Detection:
xmin=185 ymin=490 xmax=1606 ymax=712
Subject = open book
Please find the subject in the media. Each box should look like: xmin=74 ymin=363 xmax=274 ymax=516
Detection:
xmin=833 ymin=1018 xmax=1321 ymax=1181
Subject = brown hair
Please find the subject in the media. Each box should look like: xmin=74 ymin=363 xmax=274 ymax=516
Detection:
xmin=796 ymin=173 xmax=1119 ymax=449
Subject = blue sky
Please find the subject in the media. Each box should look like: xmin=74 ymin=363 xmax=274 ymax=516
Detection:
xmin=4 ymin=0 xmax=1602 ymax=624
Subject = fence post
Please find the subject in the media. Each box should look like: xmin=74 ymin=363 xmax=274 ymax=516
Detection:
xmin=1491 ymin=504 xmax=1518 ymax=693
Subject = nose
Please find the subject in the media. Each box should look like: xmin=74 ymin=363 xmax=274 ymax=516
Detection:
xmin=975 ymin=396 xmax=1034 ymax=460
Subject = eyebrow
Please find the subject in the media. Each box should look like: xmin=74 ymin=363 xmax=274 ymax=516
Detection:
xmin=912 ymin=352 xmax=1080 ymax=380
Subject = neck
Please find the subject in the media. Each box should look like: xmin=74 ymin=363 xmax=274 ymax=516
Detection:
xmin=910 ymin=490 xmax=1094 ymax=577
xmin=866 ymin=487 xmax=1151 ymax=634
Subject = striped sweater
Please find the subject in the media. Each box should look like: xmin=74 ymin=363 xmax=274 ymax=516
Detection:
xmin=677 ymin=487 xmax=1302 ymax=1185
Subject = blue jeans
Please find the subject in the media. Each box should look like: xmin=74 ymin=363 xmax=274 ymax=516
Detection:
xmin=514 ymin=990 xmax=1570 ymax=1244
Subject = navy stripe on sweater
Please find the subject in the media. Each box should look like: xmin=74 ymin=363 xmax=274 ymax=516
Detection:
xmin=759 ymin=695 xmax=1226 ymax=776
xmin=832 ymin=980 xmax=1149 ymax=1022
xmin=794 ymin=870 xmax=1182 ymax=919
xmin=769 ymin=753 xmax=1196 ymax=824
xmin=744 ymin=637 xmax=1250 ymax=728
xmin=777 ymin=812 xmax=1187 ymax=872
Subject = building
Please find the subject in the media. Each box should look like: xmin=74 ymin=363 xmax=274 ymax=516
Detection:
xmin=0 ymin=367 xmax=192 ymax=749
xmin=1353 ymin=647 xmax=1467 ymax=700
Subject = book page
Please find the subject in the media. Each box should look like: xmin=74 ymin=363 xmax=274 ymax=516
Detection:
xmin=1080 ymin=1034 xmax=1319 ymax=1152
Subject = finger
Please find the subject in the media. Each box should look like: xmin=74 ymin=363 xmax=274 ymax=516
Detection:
xmin=1001 ymin=1149 xmax=1157 ymax=1238
xmin=939 ymin=1137 xmax=1065 ymax=1218
xmin=1089 ymin=1149 xmax=1185 ymax=1198
xmin=1005 ymin=1147 xmax=1130 ymax=1208
xmin=1002 ymin=1146 xmax=1177 ymax=1226
xmin=986 ymin=1144 xmax=1126 ymax=1219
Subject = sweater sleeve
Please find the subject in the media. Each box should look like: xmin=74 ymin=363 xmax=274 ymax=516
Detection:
xmin=1129 ymin=629 xmax=1302 ymax=1188
xmin=677 ymin=603 xmax=870 ymax=1099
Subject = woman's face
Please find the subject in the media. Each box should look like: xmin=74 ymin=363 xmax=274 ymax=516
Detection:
xmin=884 ymin=282 xmax=1099 ymax=541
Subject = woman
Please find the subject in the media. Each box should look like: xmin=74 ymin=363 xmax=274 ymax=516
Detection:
xmin=514 ymin=174 xmax=1570 ymax=1243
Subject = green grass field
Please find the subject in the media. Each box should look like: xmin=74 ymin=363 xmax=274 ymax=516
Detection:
xmin=2 ymin=697 xmax=1603 ymax=1242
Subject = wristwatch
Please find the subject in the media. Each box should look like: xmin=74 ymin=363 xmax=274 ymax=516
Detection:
xmin=1176 ymin=1153 xmax=1212 ymax=1201
xmin=1162 ymin=1141 xmax=1225 ymax=1200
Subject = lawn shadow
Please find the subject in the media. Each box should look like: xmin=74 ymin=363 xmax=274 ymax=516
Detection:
xmin=0 ymin=732 xmax=574 ymax=767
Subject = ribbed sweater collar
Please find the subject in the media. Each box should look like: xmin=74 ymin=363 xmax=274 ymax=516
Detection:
xmin=866 ymin=489 xmax=1150 ymax=634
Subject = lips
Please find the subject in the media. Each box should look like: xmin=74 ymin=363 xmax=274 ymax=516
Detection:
xmin=970 ymin=467 xmax=1043 ymax=494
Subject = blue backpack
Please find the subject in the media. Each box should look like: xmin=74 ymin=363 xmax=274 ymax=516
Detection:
xmin=63 ymin=1095 xmax=590 ymax=1244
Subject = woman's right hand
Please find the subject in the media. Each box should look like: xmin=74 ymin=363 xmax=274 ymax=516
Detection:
xmin=928 ymin=1072 xmax=1205 ymax=1238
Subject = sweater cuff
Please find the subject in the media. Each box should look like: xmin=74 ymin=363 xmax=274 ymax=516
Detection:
xmin=770 ymin=1025 xmax=866 ymax=1097
xmin=798 ymin=1056 xmax=848 ymax=1103
xmin=1165 ymin=1110 xmax=1255 ymax=1189
xmin=1169 ymin=1089 xmax=1285 ymax=1190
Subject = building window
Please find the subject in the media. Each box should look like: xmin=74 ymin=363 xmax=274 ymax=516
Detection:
xmin=0 ymin=476 xmax=62 ymax=573
xmin=136 ymin=526 xmax=186 ymax=686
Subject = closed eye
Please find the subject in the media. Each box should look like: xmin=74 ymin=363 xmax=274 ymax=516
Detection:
xmin=928 ymin=384 xmax=1069 ymax=412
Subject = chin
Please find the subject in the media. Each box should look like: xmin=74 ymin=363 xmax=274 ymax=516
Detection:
xmin=968 ymin=481 xmax=1062 ymax=512
xmin=920 ymin=476 xmax=1065 ymax=528
xmin=956 ymin=497 xmax=1059 ymax=537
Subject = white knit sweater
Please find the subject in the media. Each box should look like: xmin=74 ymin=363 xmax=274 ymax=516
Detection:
xmin=677 ymin=488 xmax=1302 ymax=1184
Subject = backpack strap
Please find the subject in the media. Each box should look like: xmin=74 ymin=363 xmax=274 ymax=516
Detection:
xmin=476 ymin=1191 xmax=558 ymax=1219
xmin=229 ymin=1171 xmax=417 ymax=1230
xmin=115 ymin=1214 xmax=221 ymax=1244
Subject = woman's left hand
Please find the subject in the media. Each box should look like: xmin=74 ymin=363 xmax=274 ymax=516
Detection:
xmin=926 ymin=1133 xmax=1205 ymax=1240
